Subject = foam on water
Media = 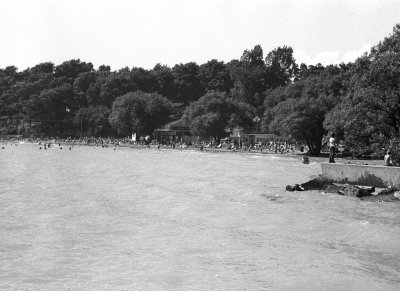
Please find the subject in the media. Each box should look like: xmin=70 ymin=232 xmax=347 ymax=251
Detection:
xmin=1 ymin=144 xmax=400 ymax=290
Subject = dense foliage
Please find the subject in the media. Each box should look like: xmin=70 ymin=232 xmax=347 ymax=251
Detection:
xmin=108 ymin=92 xmax=173 ymax=136
xmin=1 ymin=23 xmax=400 ymax=157
xmin=182 ymin=91 xmax=253 ymax=140
xmin=324 ymin=24 xmax=400 ymax=157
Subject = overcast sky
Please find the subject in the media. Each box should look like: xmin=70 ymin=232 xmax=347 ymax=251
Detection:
xmin=1 ymin=0 xmax=399 ymax=71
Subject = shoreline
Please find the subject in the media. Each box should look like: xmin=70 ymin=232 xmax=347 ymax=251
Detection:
xmin=1 ymin=138 xmax=386 ymax=166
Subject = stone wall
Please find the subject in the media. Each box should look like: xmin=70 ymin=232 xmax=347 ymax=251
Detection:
xmin=321 ymin=163 xmax=400 ymax=187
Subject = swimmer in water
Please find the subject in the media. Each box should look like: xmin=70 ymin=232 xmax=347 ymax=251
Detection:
xmin=301 ymin=155 xmax=310 ymax=164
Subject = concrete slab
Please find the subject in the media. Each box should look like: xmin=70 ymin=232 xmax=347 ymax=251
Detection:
xmin=321 ymin=163 xmax=400 ymax=187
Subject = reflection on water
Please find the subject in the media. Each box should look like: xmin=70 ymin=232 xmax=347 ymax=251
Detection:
xmin=1 ymin=144 xmax=400 ymax=290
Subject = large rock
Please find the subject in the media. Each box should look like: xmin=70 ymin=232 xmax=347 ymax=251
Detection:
xmin=359 ymin=184 xmax=400 ymax=202
xmin=286 ymin=176 xmax=333 ymax=192
xmin=300 ymin=176 xmax=332 ymax=191
xmin=323 ymin=184 xmax=346 ymax=193
xmin=377 ymin=184 xmax=400 ymax=195
xmin=284 ymin=175 xmax=383 ymax=199
xmin=338 ymin=184 xmax=361 ymax=197
xmin=337 ymin=184 xmax=374 ymax=197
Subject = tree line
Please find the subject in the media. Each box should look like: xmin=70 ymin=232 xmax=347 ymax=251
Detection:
xmin=1 ymin=24 xmax=400 ymax=157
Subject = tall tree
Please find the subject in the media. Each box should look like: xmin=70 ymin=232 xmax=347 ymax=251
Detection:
xmin=150 ymin=64 xmax=176 ymax=100
xmin=25 ymin=62 xmax=54 ymax=82
xmin=267 ymin=71 xmax=342 ymax=154
xmin=198 ymin=59 xmax=233 ymax=93
xmin=265 ymin=46 xmax=299 ymax=87
xmin=55 ymin=59 xmax=93 ymax=80
xmin=172 ymin=62 xmax=204 ymax=104
xmin=109 ymin=91 xmax=173 ymax=136
xmin=183 ymin=91 xmax=253 ymax=140
xmin=229 ymin=45 xmax=267 ymax=108
xmin=129 ymin=67 xmax=153 ymax=92
xmin=324 ymin=25 xmax=400 ymax=157
xmin=100 ymin=71 xmax=135 ymax=108
xmin=73 ymin=71 xmax=97 ymax=107
xmin=74 ymin=105 xmax=111 ymax=136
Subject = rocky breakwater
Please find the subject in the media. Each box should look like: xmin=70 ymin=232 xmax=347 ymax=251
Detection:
xmin=286 ymin=176 xmax=400 ymax=202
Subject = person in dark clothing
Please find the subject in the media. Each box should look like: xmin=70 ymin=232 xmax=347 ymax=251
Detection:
xmin=328 ymin=133 xmax=336 ymax=163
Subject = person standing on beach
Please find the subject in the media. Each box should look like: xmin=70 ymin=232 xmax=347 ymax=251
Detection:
xmin=328 ymin=133 xmax=336 ymax=163
xmin=384 ymin=150 xmax=394 ymax=166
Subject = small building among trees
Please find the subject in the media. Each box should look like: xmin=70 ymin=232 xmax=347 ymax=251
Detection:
xmin=229 ymin=127 xmax=284 ymax=146
xmin=153 ymin=119 xmax=192 ymax=144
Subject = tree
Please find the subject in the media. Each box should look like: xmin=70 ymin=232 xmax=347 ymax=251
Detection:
xmin=183 ymin=91 xmax=253 ymax=140
xmin=0 ymin=66 xmax=20 ymax=101
xmin=150 ymin=64 xmax=176 ymax=100
xmin=324 ymin=24 xmax=400 ymax=157
xmin=98 ymin=65 xmax=111 ymax=72
xmin=25 ymin=62 xmax=54 ymax=82
xmin=198 ymin=59 xmax=233 ymax=93
xmin=55 ymin=59 xmax=93 ymax=80
xmin=86 ymin=70 xmax=110 ymax=106
xmin=100 ymin=71 xmax=135 ymax=108
xmin=229 ymin=45 xmax=267 ymax=108
xmin=74 ymin=105 xmax=110 ymax=136
xmin=299 ymin=63 xmax=325 ymax=79
xmin=73 ymin=71 xmax=97 ymax=107
xmin=267 ymin=72 xmax=341 ymax=154
xmin=26 ymin=89 xmax=63 ymax=133
xmin=109 ymin=91 xmax=173 ymax=136
xmin=270 ymin=95 xmax=332 ymax=154
xmin=265 ymin=46 xmax=299 ymax=87
xmin=130 ymin=67 xmax=153 ymax=92
xmin=172 ymin=62 xmax=205 ymax=104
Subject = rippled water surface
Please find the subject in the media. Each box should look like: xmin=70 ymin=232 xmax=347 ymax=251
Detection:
xmin=1 ymin=144 xmax=400 ymax=290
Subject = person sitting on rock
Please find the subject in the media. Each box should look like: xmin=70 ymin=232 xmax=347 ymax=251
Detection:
xmin=384 ymin=150 xmax=394 ymax=166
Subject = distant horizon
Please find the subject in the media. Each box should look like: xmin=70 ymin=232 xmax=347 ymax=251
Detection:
xmin=1 ymin=0 xmax=399 ymax=71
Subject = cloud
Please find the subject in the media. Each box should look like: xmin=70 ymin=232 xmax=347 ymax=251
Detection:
xmin=294 ymin=50 xmax=339 ymax=66
xmin=313 ymin=51 xmax=341 ymax=65
xmin=294 ymin=44 xmax=372 ymax=66
xmin=341 ymin=44 xmax=371 ymax=63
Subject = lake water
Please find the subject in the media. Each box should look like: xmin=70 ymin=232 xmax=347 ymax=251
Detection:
xmin=1 ymin=144 xmax=400 ymax=290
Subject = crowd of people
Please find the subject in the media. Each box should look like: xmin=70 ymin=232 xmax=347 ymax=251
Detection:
xmin=1 ymin=134 xmax=397 ymax=167
xmin=0 ymin=135 xmax=306 ymax=155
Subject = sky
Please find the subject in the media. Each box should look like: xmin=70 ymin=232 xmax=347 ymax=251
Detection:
xmin=0 ymin=0 xmax=399 ymax=71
